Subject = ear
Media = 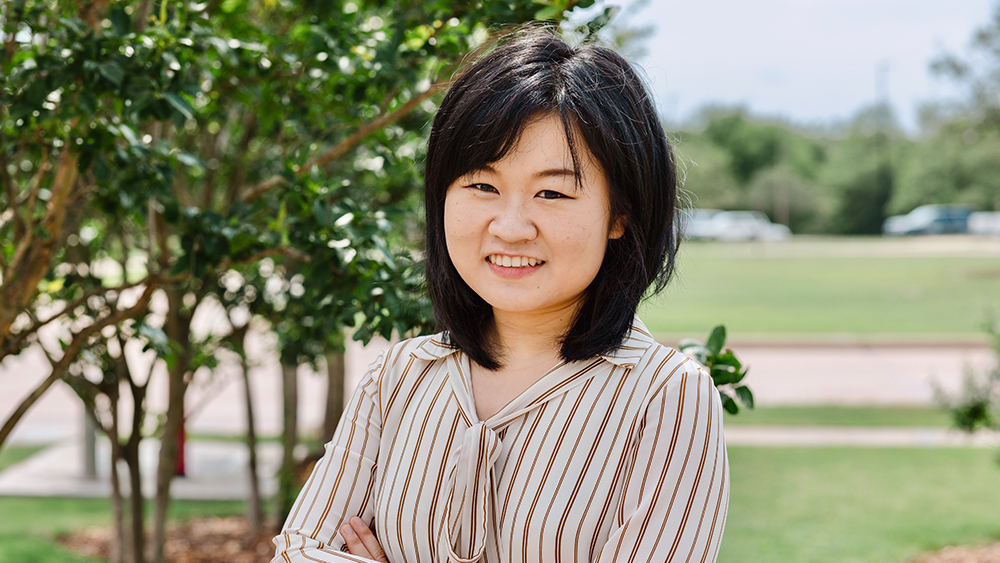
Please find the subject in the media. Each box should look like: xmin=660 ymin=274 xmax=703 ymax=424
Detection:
xmin=608 ymin=215 xmax=627 ymax=240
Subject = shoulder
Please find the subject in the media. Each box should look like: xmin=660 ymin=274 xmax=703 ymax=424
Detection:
xmin=611 ymin=318 xmax=713 ymax=401
xmin=605 ymin=318 xmax=701 ymax=377
xmin=364 ymin=331 xmax=456 ymax=383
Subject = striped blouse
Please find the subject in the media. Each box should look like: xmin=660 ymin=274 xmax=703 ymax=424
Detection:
xmin=273 ymin=318 xmax=729 ymax=563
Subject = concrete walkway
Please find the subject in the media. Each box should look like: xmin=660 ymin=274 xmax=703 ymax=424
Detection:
xmin=724 ymin=425 xmax=1000 ymax=448
xmin=0 ymin=438 xmax=281 ymax=500
xmin=1 ymin=425 xmax=996 ymax=501
xmin=0 ymin=337 xmax=995 ymax=499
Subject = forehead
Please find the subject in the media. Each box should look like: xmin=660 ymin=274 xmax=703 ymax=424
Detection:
xmin=467 ymin=113 xmax=603 ymax=182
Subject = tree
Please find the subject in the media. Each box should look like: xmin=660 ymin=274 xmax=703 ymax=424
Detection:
xmin=678 ymin=108 xmax=831 ymax=231
xmin=820 ymin=104 xmax=903 ymax=235
xmin=702 ymin=110 xmax=783 ymax=186
xmin=891 ymin=118 xmax=1000 ymax=214
xmin=2 ymin=1 xmax=609 ymax=561
xmin=931 ymin=3 xmax=1000 ymax=132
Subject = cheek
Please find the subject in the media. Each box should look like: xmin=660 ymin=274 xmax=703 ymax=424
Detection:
xmin=444 ymin=195 xmax=477 ymax=263
xmin=444 ymin=198 xmax=463 ymax=239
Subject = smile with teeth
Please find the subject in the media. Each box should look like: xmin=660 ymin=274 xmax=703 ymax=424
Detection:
xmin=487 ymin=254 xmax=544 ymax=268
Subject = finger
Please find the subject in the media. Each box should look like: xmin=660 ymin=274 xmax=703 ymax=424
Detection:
xmin=350 ymin=517 xmax=389 ymax=563
xmin=340 ymin=523 xmax=373 ymax=559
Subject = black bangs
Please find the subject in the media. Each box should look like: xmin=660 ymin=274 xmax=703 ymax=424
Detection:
xmin=424 ymin=26 xmax=679 ymax=370
xmin=431 ymin=45 xmax=581 ymax=191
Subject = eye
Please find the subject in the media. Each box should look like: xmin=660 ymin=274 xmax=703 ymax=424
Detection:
xmin=537 ymin=190 xmax=566 ymax=200
xmin=470 ymin=183 xmax=498 ymax=194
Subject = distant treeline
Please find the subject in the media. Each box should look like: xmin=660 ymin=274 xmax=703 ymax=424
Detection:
xmin=672 ymin=105 xmax=1000 ymax=234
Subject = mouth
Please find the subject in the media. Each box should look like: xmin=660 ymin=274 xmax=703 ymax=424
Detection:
xmin=487 ymin=254 xmax=545 ymax=268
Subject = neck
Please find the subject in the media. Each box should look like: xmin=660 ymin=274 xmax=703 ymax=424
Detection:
xmin=490 ymin=306 xmax=577 ymax=366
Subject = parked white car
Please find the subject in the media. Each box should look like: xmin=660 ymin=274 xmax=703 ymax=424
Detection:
xmin=682 ymin=209 xmax=791 ymax=241
xmin=679 ymin=208 xmax=723 ymax=239
xmin=968 ymin=211 xmax=1000 ymax=235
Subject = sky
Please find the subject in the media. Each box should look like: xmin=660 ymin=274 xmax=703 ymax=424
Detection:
xmin=605 ymin=0 xmax=997 ymax=132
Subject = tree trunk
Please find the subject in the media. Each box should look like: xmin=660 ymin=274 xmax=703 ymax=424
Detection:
xmin=124 ymin=375 xmax=148 ymax=563
xmin=121 ymin=440 xmax=145 ymax=563
xmin=152 ymin=362 xmax=186 ymax=563
xmin=276 ymin=361 xmax=299 ymax=523
xmin=98 ymin=358 xmax=148 ymax=563
xmin=322 ymin=350 xmax=346 ymax=443
xmin=152 ymin=287 xmax=191 ymax=563
xmin=236 ymin=324 xmax=263 ymax=533
xmin=105 ymin=403 xmax=125 ymax=563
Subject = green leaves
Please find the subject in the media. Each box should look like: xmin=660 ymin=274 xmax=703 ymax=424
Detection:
xmin=97 ymin=61 xmax=125 ymax=87
xmin=679 ymin=325 xmax=754 ymax=415
xmin=706 ymin=325 xmax=726 ymax=356
xmin=940 ymin=315 xmax=1000 ymax=435
xmin=108 ymin=5 xmax=132 ymax=36
xmin=2 ymin=0 xmax=615 ymax=392
xmin=162 ymin=93 xmax=194 ymax=122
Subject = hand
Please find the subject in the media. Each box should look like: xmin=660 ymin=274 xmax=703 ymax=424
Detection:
xmin=341 ymin=516 xmax=389 ymax=563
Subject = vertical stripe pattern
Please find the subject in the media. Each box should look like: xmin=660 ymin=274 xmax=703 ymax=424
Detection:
xmin=272 ymin=318 xmax=729 ymax=563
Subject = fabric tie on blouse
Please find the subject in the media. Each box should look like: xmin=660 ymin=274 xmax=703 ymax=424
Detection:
xmin=443 ymin=422 xmax=501 ymax=563
xmin=428 ymin=338 xmax=644 ymax=563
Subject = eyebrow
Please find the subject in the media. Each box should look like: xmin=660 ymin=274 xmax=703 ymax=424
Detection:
xmin=477 ymin=164 xmax=578 ymax=180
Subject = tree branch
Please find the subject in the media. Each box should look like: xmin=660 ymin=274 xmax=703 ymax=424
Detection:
xmin=221 ymin=247 xmax=310 ymax=270
xmin=24 ymin=146 xmax=51 ymax=235
xmin=0 ymin=276 xmax=154 ymax=363
xmin=0 ymin=283 xmax=155 ymax=451
xmin=238 ymin=81 xmax=448 ymax=204
xmin=0 ymin=147 xmax=79 ymax=346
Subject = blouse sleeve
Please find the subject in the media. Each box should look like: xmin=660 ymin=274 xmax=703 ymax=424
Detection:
xmin=271 ymin=351 xmax=387 ymax=563
xmin=596 ymin=364 xmax=730 ymax=563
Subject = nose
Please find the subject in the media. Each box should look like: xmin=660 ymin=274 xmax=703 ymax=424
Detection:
xmin=488 ymin=201 xmax=537 ymax=242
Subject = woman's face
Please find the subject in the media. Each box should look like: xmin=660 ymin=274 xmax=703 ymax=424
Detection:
xmin=444 ymin=114 xmax=623 ymax=324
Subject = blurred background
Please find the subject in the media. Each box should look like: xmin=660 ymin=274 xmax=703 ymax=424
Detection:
xmin=1 ymin=1 xmax=999 ymax=562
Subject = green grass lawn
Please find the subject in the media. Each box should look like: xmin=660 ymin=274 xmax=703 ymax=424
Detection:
xmin=723 ymin=405 xmax=953 ymax=427
xmin=721 ymin=447 xmax=1000 ymax=563
xmin=0 ymin=495 xmax=245 ymax=563
xmin=2 ymin=439 xmax=998 ymax=563
xmin=640 ymin=238 xmax=1000 ymax=336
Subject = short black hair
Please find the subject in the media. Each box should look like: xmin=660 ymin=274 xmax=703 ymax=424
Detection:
xmin=424 ymin=26 xmax=679 ymax=369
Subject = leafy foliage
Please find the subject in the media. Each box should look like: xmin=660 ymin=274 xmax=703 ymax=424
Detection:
xmin=679 ymin=325 xmax=753 ymax=415
xmin=940 ymin=315 xmax=1000 ymax=434
xmin=2 ymin=0 xmax=609 ymax=559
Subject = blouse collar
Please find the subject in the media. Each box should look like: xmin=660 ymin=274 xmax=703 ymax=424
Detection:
xmin=410 ymin=317 xmax=657 ymax=369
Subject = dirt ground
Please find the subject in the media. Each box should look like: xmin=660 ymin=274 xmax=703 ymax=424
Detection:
xmin=911 ymin=543 xmax=1000 ymax=563
xmin=59 ymin=517 xmax=276 ymax=563
xmin=58 ymin=516 xmax=1000 ymax=563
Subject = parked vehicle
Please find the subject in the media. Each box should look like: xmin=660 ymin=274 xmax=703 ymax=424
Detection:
xmin=882 ymin=205 xmax=973 ymax=235
xmin=968 ymin=211 xmax=1000 ymax=236
xmin=679 ymin=208 xmax=722 ymax=239
xmin=682 ymin=209 xmax=791 ymax=241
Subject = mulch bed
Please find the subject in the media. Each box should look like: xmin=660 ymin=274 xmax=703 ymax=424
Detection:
xmin=59 ymin=516 xmax=276 ymax=563
xmin=59 ymin=518 xmax=1000 ymax=563
xmin=911 ymin=543 xmax=1000 ymax=563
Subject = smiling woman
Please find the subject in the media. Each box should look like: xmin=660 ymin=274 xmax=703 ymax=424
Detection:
xmin=273 ymin=26 xmax=729 ymax=563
